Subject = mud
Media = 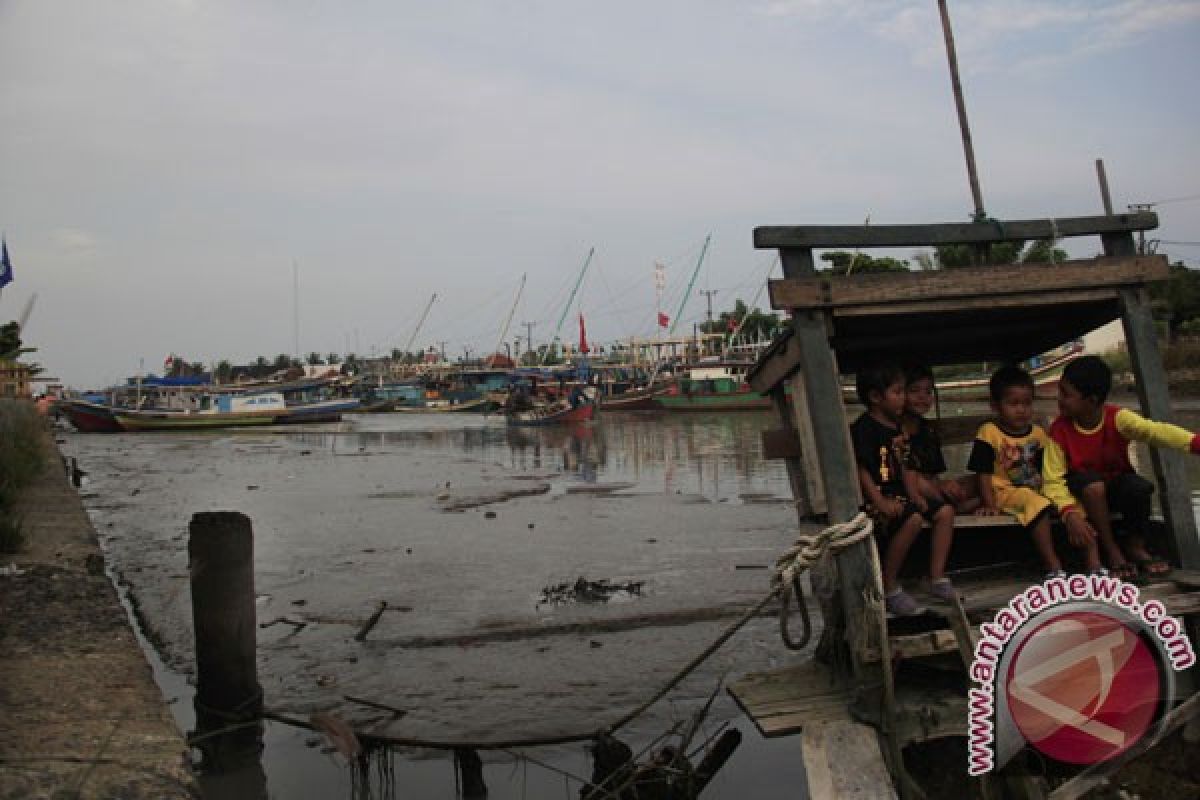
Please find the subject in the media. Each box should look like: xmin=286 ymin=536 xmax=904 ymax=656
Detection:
xmin=59 ymin=412 xmax=811 ymax=797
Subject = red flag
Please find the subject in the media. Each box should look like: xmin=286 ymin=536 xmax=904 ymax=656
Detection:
xmin=578 ymin=313 xmax=590 ymax=354
xmin=657 ymin=311 xmax=669 ymax=328
xmin=727 ymin=316 xmax=738 ymax=333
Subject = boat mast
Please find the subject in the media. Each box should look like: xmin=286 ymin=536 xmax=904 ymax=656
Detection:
xmin=937 ymin=0 xmax=986 ymax=221
xmin=495 ymin=274 xmax=526 ymax=365
xmin=403 ymin=293 xmax=438 ymax=359
xmin=668 ymin=233 xmax=711 ymax=336
xmin=292 ymin=261 xmax=300 ymax=361
xmin=541 ymin=247 xmax=594 ymax=365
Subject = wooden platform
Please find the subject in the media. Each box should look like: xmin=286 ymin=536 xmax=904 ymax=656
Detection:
xmin=728 ymin=659 xmax=855 ymax=738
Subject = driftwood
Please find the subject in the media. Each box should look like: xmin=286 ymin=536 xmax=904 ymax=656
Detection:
xmin=353 ymin=601 xmax=388 ymax=641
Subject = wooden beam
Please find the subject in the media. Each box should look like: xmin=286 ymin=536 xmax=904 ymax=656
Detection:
xmin=1120 ymin=286 xmax=1200 ymax=569
xmin=768 ymin=256 xmax=1167 ymax=312
xmin=754 ymin=211 xmax=1158 ymax=250
xmin=748 ymin=328 xmax=803 ymax=394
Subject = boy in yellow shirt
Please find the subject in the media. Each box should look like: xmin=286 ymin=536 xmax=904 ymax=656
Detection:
xmin=967 ymin=365 xmax=1102 ymax=577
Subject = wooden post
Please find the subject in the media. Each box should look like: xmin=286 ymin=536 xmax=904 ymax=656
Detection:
xmin=1105 ymin=234 xmax=1200 ymax=568
xmin=779 ymin=247 xmax=868 ymax=669
xmin=455 ymin=748 xmax=487 ymax=798
xmin=189 ymin=511 xmax=263 ymax=770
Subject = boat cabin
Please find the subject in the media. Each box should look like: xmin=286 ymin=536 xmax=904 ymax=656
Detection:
xmin=729 ymin=211 xmax=1200 ymax=798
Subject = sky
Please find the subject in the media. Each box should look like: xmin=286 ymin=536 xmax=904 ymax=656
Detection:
xmin=2 ymin=0 xmax=1199 ymax=387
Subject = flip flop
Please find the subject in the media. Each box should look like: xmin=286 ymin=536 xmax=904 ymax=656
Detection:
xmin=1135 ymin=556 xmax=1172 ymax=579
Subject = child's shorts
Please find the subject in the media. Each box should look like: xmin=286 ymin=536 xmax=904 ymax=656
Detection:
xmin=994 ymin=485 xmax=1052 ymax=528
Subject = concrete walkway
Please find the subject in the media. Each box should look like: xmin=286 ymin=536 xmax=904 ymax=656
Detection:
xmin=0 ymin=436 xmax=198 ymax=799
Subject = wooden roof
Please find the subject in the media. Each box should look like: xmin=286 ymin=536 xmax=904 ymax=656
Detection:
xmin=748 ymin=212 xmax=1165 ymax=386
xmin=761 ymin=255 xmax=1164 ymax=374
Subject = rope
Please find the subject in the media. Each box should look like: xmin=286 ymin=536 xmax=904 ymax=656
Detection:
xmin=773 ymin=513 xmax=873 ymax=651
xmin=251 ymin=516 xmax=874 ymax=755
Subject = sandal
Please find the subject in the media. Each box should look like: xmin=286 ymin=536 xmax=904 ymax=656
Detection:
xmin=885 ymin=588 xmax=923 ymax=617
xmin=929 ymin=578 xmax=958 ymax=602
xmin=1135 ymin=556 xmax=1172 ymax=579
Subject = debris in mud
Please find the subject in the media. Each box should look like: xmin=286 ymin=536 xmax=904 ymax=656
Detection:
xmin=436 ymin=482 xmax=551 ymax=512
xmin=538 ymin=576 xmax=644 ymax=607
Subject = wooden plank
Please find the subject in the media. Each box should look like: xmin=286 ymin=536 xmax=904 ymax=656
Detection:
xmin=802 ymin=720 xmax=898 ymax=800
xmin=754 ymin=211 xmax=1158 ymax=249
xmin=787 ymin=369 xmax=828 ymax=516
xmin=1120 ymin=285 xmax=1200 ymax=570
xmin=728 ymin=660 xmax=854 ymax=738
xmin=748 ymin=328 xmax=803 ymax=394
xmin=767 ymin=256 xmax=1166 ymax=312
xmin=829 ymin=288 xmax=1121 ymax=319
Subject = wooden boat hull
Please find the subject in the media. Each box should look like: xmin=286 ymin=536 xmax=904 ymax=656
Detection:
xmin=61 ymin=400 xmax=124 ymax=433
xmin=599 ymin=388 xmax=666 ymax=411
xmin=395 ymin=396 xmax=498 ymax=413
xmin=505 ymin=402 xmax=596 ymax=426
xmin=655 ymin=391 xmax=771 ymax=412
xmin=274 ymin=398 xmax=361 ymax=424
xmin=113 ymin=410 xmax=278 ymax=431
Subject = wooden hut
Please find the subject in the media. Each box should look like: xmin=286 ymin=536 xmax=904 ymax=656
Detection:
xmin=729 ymin=212 xmax=1200 ymax=798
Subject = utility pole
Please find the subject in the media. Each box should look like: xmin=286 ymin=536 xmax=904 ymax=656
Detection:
xmin=700 ymin=289 xmax=719 ymax=326
xmin=522 ymin=321 xmax=536 ymax=360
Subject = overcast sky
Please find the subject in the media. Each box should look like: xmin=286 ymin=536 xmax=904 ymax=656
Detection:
xmin=2 ymin=0 xmax=1199 ymax=387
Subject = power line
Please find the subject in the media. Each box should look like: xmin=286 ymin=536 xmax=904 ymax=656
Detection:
xmin=1159 ymin=240 xmax=1200 ymax=247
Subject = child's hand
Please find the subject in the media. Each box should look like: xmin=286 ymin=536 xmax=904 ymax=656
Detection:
xmin=877 ymin=497 xmax=905 ymax=519
xmin=1065 ymin=513 xmax=1097 ymax=548
xmin=975 ymin=506 xmax=1002 ymax=517
xmin=940 ymin=479 xmax=965 ymax=504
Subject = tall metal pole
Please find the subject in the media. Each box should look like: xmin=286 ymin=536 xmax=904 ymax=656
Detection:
xmin=937 ymin=0 xmax=986 ymax=221
xmin=669 ymin=234 xmax=711 ymax=336
xmin=292 ymin=261 xmax=300 ymax=360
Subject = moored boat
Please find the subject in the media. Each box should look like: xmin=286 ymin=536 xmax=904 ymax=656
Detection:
xmin=505 ymin=400 xmax=596 ymax=426
xmin=654 ymin=362 xmax=770 ymax=411
xmin=60 ymin=399 xmax=124 ymax=433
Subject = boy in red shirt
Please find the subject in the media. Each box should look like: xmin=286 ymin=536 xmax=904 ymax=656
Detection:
xmin=1043 ymin=355 xmax=1200 ymax=580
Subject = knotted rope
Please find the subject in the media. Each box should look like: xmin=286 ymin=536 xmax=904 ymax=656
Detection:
xmin=773 ymin=512 xmax=874 ymax=651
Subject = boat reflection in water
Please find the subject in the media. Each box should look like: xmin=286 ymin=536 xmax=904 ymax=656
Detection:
xmin=289 ymin=410 xmax=789 ymax=503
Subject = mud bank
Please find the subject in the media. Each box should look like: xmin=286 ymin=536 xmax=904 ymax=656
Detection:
xmin=61 ymin=413 xmax=817 ymax=797
xmin=0 ymin=436 xmax=196 ymax=799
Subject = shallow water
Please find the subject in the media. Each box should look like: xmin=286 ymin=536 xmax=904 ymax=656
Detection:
xmin=64 ymin=410 xmax=808 ymax=799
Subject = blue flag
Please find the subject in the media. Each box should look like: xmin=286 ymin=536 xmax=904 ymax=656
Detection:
xmin=0 ymin=239 xmax=12 ymax=289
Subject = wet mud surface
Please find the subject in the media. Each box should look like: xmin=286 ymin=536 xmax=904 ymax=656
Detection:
xmin=60 ymin=412 xmax=812 ymax=797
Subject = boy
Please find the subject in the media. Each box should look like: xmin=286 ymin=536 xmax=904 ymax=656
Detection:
xmin=968 ymin=365 xmax=1101 ymax=577
xmin=902 ymin=362 xmax=979 ymax=513
xmin=851 ymin=363 xmax=957 ymax=615
xmin=1044 ymin=355 xmax=1200 ymax=580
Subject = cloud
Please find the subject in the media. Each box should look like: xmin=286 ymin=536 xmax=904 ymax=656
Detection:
xmin=761 ymin=0 xmax=1200 ymax=71
xmin=50 ymin=228 xmax=98 ymax=260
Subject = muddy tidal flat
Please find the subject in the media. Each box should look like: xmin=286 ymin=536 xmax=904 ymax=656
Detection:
xmin=60 ymin=412 xmax=812 ymax=798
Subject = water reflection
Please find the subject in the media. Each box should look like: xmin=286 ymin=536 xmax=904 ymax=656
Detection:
xmin=288 ymin=411 xmax=789 ymax=502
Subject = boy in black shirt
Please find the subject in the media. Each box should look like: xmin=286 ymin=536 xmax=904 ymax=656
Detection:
xmin=851 ymin=364 xmax=957 ymax=615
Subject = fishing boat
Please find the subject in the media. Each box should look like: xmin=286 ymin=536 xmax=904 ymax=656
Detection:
xmin=654 ymin=361 xmax=770 ymax=411
xmin=505 ymin=400 xmax=596 ymax=426
xmin=60 ymin=398 xmax=123 ymax=433
xmin=733 ymin=210 xmax=1200 ymax=799
xmin=112 ymin=392 xmax=288 ymax=431
xmin=275 ymin=396 xmax=360 ymax=423
xmin=598 ymin=385 xmax=668 ymax=411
